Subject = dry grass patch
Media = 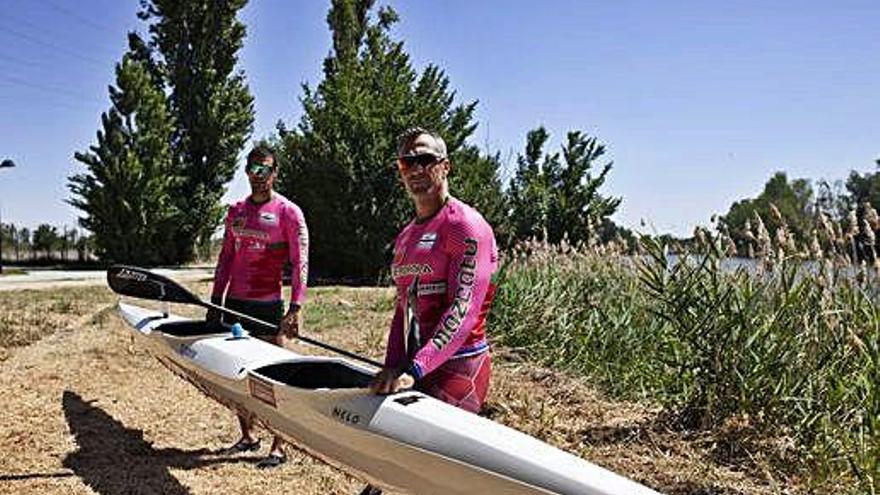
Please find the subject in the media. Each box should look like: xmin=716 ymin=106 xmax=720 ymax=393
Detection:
xmin=0 ymin=283 xmax=786 ymax=494
xmin=0 ymin=286 xmax=117 ymax=361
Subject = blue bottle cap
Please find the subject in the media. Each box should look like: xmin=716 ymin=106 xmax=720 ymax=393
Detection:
xmin=231 ymin=322 xmax=244 ymax=339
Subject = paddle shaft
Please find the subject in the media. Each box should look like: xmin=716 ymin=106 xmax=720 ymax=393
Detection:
xmin=106 ymin=264 xmax=384 ymax=369
xmin=202 ymin=299 xmax=383 ymax=368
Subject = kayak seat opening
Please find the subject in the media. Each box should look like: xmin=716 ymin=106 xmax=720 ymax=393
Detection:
xmin=253 ymin=362 xmax=373 ymax=390
xmin=155 ymin=320 xmax=227 ymax=337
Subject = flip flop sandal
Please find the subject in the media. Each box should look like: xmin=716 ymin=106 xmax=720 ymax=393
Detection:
xmin=221 ymin=438 xmax=261 ymax=455
xmin=256 ymin=453 xmax=287 ymax=469
xmin=357 ymin=484 xmax=383 ymax=495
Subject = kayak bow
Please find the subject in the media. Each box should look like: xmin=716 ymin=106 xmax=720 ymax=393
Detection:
xmin=117 ymin=302 xmax=661 ymax=495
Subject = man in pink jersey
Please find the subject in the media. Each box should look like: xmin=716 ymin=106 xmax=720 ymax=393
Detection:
xmin=362 ymin=128 xmax=498 ymax=495
xmin=208 ymin=145 xmax=309 ymax=469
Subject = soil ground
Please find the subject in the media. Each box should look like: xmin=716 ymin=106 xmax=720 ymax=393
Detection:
xmin=0 ymin=283 xmax=790 ymax=495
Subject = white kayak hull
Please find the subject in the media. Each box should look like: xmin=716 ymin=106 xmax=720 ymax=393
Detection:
xmin=117 ymin=302 xmax=661 ymax=495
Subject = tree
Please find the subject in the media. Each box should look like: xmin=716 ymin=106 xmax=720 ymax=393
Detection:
xmin=0 ymin=222 xmax=13 ymax=263
xmin=33 ymin=224 xmax=60 ymax=260
xmin=507 ymin=127 xmax=621 ymax=246
xmin=139 ymin=0 xmax=255 ymax=261
xmin=720 ymin=172 xmax=814 ymax=254
xmin=75 ymin=233 xmax=94 ymax=262
xmin=845 ymin=160 xmax=880 ymax=216
xmin=70 ymin=0 xmax=254 ymax=264
xmin=17 ymin=227 xmax=30 ymax=261
xmin=816 ymin=178 xmax=851 ymax=222
xmin=69 ymin=46 xmax=179 ymax=265
xmin=277 ymin=0 xmax=502 ymax=280
xmin=841 ymin=159 xmax=880 ymax=261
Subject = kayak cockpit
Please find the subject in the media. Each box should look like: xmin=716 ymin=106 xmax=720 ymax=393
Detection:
xmin=253 ymin=361 xmax=373 ymax=390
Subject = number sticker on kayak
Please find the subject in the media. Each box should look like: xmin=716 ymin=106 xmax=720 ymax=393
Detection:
xmin=249 ymin=377 xmax=277 ymax=408
xmin=394 ymin=395 xmax=424 ymax=406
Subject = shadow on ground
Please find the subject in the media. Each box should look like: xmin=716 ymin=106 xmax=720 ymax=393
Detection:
xmin=62 ymin=390 xmax=254 ymax=495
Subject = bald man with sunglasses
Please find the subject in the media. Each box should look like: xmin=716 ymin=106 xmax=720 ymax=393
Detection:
xmin=208 ymin=145 xmax=309 ymax=469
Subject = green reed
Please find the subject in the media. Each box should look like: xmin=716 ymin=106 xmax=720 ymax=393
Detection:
xmin=490 ymin=209 xmax=880 ymax=493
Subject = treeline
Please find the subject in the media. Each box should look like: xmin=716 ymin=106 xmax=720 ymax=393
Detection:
xmin=715 ymin=163 xmax=880 ymax=260
xmin=68 ymin=0 xmax=624 ymax=279
xmin=0 ymin=223 xmax=94 ymax=263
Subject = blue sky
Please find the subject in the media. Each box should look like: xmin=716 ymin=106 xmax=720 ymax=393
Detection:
xmin=1 ymin=0 xmax=878 ymax=236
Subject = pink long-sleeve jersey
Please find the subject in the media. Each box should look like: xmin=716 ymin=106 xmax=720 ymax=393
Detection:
xmin=211 ymin=193 xmax=308 ymax=305
xmin=385 ymin=196 xmax=498 ymax=379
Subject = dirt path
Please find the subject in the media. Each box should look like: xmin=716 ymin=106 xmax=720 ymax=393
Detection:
xmin=0 ymin=286 xmax=781 ymax=495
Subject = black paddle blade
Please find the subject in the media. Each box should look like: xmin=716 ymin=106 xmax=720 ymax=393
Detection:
xmin=106 ymin=265 xmax=202 ymax=305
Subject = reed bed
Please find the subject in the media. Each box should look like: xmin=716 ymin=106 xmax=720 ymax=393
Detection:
xmin=490 ymin=206 xmax=880 ymax=494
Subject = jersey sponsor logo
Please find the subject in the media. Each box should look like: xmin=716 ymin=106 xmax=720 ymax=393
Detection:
xmin=233 ymin=226 xmax=271 ymax=241
xmin=259 ymin=212 xmax=278 ymax=225
xmin=417 ymin=232 xmax=437 ymax=250
xmin=433 ymin=238 xmax=479 ymax=349
xmin=391 ymin=263 xmax=433 ymax=279
xmin=248 ymin=376 xmax=277 ymax=408
xmin=417 ymin=281 xmax=447 ymax=296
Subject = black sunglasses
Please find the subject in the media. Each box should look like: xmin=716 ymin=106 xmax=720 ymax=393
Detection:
xmin=398 ymin=153 xmax=445 ymax=170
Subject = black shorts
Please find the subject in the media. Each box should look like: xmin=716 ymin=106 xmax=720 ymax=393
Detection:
xmin=222 ymin=297 xmax=284 ymax=338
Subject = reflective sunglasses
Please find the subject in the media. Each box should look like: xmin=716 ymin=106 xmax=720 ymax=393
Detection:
xmin=246 ymin=161 xmax=275 ymax=178
xmin=397 ymin=153 xmax=444 ymax=171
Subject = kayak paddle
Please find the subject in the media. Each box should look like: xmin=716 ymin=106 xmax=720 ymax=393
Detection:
xmin=106 ymin=265 xmax=383 ymax=368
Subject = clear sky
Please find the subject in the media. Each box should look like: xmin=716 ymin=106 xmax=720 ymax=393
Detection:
xmin=1 ymin=0 xmax=878 ymax=236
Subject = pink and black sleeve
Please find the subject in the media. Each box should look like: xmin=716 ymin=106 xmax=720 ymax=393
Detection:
xmin=409 ymin=221 xmax=495 ymax=379
xmin=211 ymin=208 xmax=235 ymax=301
xmin=287 ymin=204 xmax=309 ymax=307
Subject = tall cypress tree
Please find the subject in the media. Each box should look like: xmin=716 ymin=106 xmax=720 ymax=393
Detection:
xmin=139 ymin=0 xmax=254 ymax=261
xmin=69 ymin=44 xmax=178 ymax=264
xmin=277 ymin=0 xmax=502 ymax=281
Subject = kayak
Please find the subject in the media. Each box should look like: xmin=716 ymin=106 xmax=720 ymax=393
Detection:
xmin=117 ymin=302 xmax=661 ymax=495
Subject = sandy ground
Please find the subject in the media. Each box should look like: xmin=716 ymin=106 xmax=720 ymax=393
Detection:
xmin=0 ymin=286 xmax=790 ymax=495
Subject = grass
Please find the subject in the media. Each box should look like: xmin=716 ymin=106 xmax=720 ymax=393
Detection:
xmin=0 ymin=285 xmax=117 ymax=360
xmin=3 ymin=220 xmax=877 ymax=493
xmin=489 ymin=211 xmax=880 ymax=493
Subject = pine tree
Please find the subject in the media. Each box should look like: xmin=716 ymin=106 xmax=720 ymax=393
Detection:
xmin=138 ymin=0 xmax=255 ymax=261
xmin=277 ymin=0 xmax=501 ymax=280
xmin=68 ymin=48 xmax=178 ymax=265
xmin=508 ymin=127 xmax=620 ymax=245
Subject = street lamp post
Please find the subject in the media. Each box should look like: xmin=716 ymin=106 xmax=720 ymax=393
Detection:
xmin=0 ymin=159 xmax=16 ymax=275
